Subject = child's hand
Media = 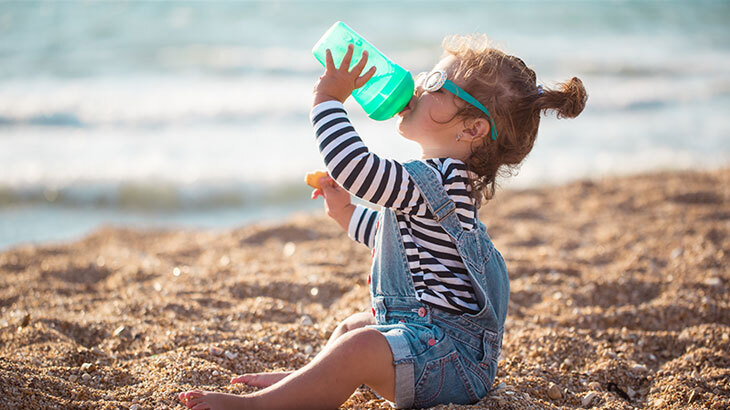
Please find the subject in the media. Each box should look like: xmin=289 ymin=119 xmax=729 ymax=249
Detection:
xmin=313 ymin=44 xmax=377 ymax=105
xmin=311 ymin=174 xmax=354 ymax=231
xmin=311 ymin=174 xmax=350 ymax=211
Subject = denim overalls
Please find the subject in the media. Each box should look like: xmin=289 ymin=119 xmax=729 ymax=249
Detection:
xmin=365 ymin=160 xmax=510 ymax=408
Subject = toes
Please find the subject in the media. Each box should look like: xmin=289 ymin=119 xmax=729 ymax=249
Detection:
xmin=179 ymin=390 xmax=204 ymax=402
xmin=186 ymin=396 xmax=204 ymax=408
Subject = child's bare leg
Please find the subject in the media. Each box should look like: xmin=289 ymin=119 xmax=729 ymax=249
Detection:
xmin=231 ymin=311 xmax=374 ymax=387
xmin=181 ymin=327 xmax=395 ymax=410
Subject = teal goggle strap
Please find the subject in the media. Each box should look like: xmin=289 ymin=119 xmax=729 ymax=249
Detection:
xmin=442 ymin=79 xmax=498 ymax=141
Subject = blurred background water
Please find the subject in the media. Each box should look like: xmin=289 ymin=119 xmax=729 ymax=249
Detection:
xmin=1 ymin=0 xmax=729 ymax=250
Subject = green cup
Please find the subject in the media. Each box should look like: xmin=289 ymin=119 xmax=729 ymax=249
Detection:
xmin=313 ymin=21 xmax=414 ymax=120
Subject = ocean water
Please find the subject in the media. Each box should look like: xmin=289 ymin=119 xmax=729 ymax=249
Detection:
xmin=1 ymin=0 xmax=729 ymax=250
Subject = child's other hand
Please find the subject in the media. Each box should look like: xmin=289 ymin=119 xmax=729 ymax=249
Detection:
xmin=313 ymin=44 xmax=377 ymax=105
xmin=311 ymin=174 xmax=353 ymax=220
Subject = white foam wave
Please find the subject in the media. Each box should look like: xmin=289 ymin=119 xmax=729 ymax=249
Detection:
xmin=0 ymin=74 xmax=315 ymax=128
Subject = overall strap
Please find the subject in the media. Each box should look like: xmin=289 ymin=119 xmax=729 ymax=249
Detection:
xmin=403 ymin=160 xmax=464 ymax=240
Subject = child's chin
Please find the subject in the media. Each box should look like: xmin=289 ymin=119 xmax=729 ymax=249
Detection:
xmin=395 ymin=120 xmax=408 ymax=138
xmin=397 ymin=128 xmax=417 ymax=141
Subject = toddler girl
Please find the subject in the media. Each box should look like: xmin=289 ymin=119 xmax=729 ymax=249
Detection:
xmin=180 ymin=34 xmax=586 ymax=409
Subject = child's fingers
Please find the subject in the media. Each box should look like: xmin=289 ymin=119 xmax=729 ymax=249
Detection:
xmin=311 ymin=188 xmax=323 ymax=199
xmin=352 ymin=50 xmax=369 ymax=76
xmin=325 ymin=49 xmax=335 ymax=71
xmin=321 ymin=175 xmax=341 ymax=191
xmin=340 ymin=44 xmax=354 ymax=70
xmin=320 ymin=177 xmax=336 ymax=194
xmin=355 ymin=66 xmax=377 ymax=88
xmin=230 ymin=375 xmax=247 ymax=384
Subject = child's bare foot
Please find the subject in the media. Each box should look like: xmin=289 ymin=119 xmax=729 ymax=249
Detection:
xmin=179 ymin=390 xmax=248 ymax=410
xmin=230 ymin=371 xmax=291 ymax=388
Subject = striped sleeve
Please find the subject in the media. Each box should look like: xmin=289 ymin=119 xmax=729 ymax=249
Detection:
xmin=310 ymin=100 xmax=423 ymax=213
xmin=347 ymin=204 xmax=379 ymax=249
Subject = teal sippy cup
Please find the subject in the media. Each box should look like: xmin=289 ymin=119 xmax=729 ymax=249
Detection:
xmin=312 ymin=21 xmax=414 ymax=121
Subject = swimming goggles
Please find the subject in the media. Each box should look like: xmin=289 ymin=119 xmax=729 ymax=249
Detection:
xmin=416 ymin=70 xmax=498 ymax=141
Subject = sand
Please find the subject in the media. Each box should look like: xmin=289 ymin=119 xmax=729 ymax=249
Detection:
xmin=1 ymin=168 xmax=728 ymax=409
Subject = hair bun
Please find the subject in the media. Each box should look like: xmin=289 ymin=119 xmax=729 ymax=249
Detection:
xmin=555 ymin=77 xmax=587 ymax=119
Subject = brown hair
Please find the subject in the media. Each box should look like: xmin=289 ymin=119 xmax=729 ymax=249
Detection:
xmin=442 ymin=34 xmax=588 ymax=206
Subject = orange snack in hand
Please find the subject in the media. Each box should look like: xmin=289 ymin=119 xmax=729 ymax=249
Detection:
xmin=305 ymin=171 xmax=328 ymax=190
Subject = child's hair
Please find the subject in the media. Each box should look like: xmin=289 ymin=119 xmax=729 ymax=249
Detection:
xmin=442 ymin=34 xmax=588 ymax=206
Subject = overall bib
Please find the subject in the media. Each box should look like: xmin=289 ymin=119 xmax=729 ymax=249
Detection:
xmin=365 ymin=160 xmax=510 ymax=408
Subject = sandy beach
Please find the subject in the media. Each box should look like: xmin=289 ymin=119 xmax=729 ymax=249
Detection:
xmin=1 ymin=168 xmax=728 ymax=409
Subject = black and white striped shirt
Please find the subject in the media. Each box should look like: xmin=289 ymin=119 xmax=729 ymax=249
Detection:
xmin=311 ymin=101 xmax=480 ymax=315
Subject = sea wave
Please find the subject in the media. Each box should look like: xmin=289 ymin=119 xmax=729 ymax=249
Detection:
xmin=0 ymin=180 xmax=313 ymax=212
xmin=0 ymin=75 xmax=314 ymax=129
xmin=1 ymin=72 xmax=729 ymax=130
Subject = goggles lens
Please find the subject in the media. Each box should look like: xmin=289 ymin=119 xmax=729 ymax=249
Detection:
xmin=424 ymin=71 xmax=446 ymax=91
xmin=417 ymin=71 xmax=446 ymax=92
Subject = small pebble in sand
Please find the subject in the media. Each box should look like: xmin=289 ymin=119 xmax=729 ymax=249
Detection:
xmin=283 ymin=242 xmax=296 ymax=257
xmin=704 ymin=277 xmax=721 ymax=287
xmin=80 ymin=363 xmax=95 ymax=372
xmin=130 ymin=405 xmax=139 ymax=410
xmin=627 ymin=386 xmax=636 ymax=399
xmin=588 ymin=382 xmax=601 ymax=391
xmin=90 ymin=347 xmax=104 ymax=356
xmin=173 ymin=267 xmax=181 ymax=276
xmin=688 ymin=390 xmax=697 ymax=403
xmin=632 ymin=364 xmax=648 ymax=373
xmin=153 ymin=282 xmax=162 ymax=292
xmin=582 ymin=391 xmax=597 ymax=407
xmin=560 ymin=358 xmax=573 ymax=371
xmin=304 ymin=344 xmax=313 ymax=355
xmin=212 ymin=370 xmax=219 ymax=376
xmin=300 ymin=315 xmax=313 ymax=326
xmin=547 ymin=383 xmax=562 ymax=400
xmin=209 ymin=346 xmax=223 ymax=356
xmin=113 ymin=325 xmax=127 ymax=337
xmin=310 ymin=287 xmax=319 ymax=296
xmin=219 ymin=255 xmax=230 ymax=267
xmin=69 ymin=374 xmax=78 ymax=382
xmin=225 ymin=350 xmax=238 ymax=360
xmin=81 ymin=373 xmax=91 ymax=382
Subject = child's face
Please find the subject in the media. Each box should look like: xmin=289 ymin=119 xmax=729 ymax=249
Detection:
xmin=396 ymin=55 xmax=464 ymax=146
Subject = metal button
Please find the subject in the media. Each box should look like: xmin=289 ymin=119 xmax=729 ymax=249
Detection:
xmin=417 ymin=307 xmax=427 ymax=317
xmin=428 ymin=338 xmax=436 ymax=346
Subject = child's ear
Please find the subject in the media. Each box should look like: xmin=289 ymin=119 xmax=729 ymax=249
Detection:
xmin=460 ymin=118 xmax=490 ymax=142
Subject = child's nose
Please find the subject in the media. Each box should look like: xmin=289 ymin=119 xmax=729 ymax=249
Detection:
xmin=414 ymin=85 xmax=423 ymax=98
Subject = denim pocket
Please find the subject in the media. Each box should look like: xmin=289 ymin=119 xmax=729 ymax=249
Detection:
xmin=413 ymin=351 xmax=479 ymax=407
xmin=459 ymin=329 xmax=501 ymax=396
